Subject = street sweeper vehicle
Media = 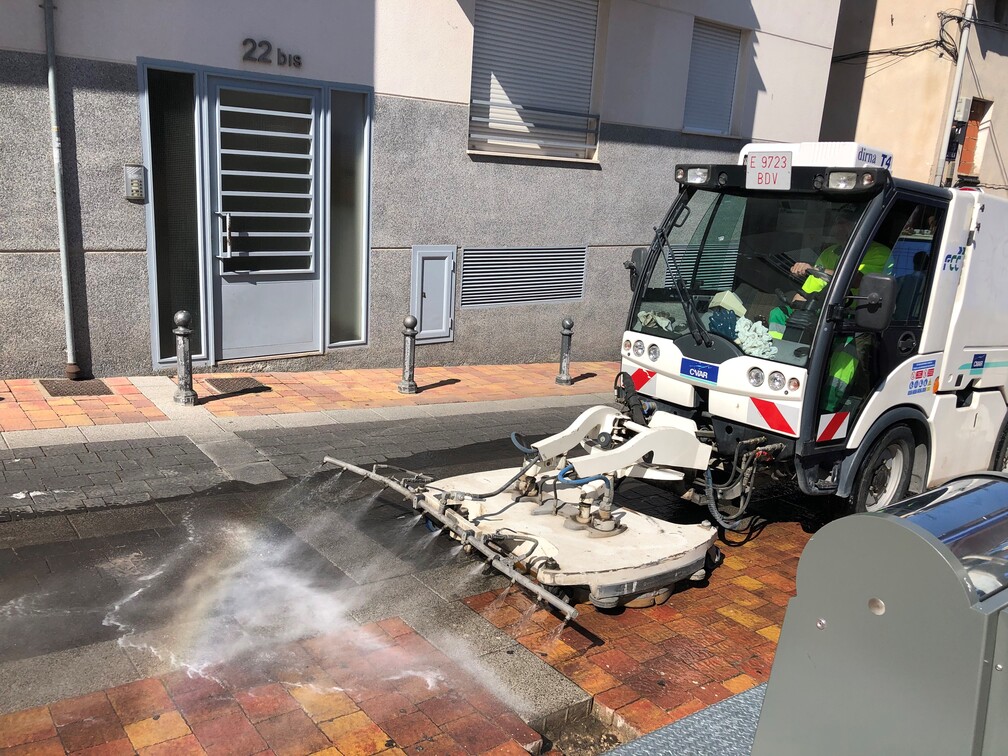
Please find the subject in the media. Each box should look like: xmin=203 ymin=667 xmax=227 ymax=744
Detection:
xmin=325 ymin=141 xmax=1008 ymax=618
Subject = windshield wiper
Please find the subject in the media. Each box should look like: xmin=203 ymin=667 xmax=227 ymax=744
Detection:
xmin=653 ymin=223 xmax=713 ymax=348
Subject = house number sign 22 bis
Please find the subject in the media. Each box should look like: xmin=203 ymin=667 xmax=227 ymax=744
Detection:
xmin=242 ymin=39 xmax=302 ymax=68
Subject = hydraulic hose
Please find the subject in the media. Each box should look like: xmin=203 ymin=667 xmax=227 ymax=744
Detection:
xmin=510 ymin=432 xmax=538 ymax=456
xmin=705 ymin=467 xmax=739 ymax=530
xmin=457 ymin=455 xmax=540 ymax=501
xmin=558 ymin=464 xmax=611 ymax=489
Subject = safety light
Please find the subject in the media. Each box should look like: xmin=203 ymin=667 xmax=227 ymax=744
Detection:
xmin=687 ymin=168 xmax=710 ymax=184
xmin=675 ymin=167 xmax=685 ymax=181
xmin=648 ymin=344 xmax=660 ymax=362
xmin=624 ymin=339 xmax=633 ymax=352
xmin=769 ymin=371 xmax=786 ymax=391
xmin=748 ymin=367 xmax=765 ymax=387
xmin=718 ymin=172 xmax=729 ymax=186
xmin=827 ymin=171 xmax=857 ymax=190
xmin=633 ymin=340 xmax=645 ymax=357
xmin=860 ymin=172 xmax=875 ymax=187
xmin=787 ymin=377 xmax=801 ymax=392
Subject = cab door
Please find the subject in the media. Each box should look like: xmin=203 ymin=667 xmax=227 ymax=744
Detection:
xmin=812 ymin=196 xmax=947 ymax=446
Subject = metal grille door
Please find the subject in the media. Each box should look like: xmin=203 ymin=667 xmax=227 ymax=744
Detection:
xmin=209 ymin=79 xmax=322 ymax=360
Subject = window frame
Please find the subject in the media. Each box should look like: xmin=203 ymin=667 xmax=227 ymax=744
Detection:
xmin=466 ymin=0 xmax=604 ymax=163
xmin=682 ymin=19 xmax=744 ymax=137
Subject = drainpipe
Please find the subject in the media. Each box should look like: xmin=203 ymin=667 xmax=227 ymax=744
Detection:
xmin=933 ymin=2 xmax=975 ymax=186
xmin=43 ymin=0 xmax=80 ymax=380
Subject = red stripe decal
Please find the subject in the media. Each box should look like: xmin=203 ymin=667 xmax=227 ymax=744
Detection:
xmin=631 ymin=369 xmax=657 ymax=391
xmin=817 ymin=411 xmax=849 ymax=442
xmin=751 ymin=398 xmax=796 ymax=435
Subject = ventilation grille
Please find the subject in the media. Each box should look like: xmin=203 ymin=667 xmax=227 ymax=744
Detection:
xmin=461 ymin=247 xmax=587 ymax=308
xmin=663 ymin=245 xmax=738 ymax=291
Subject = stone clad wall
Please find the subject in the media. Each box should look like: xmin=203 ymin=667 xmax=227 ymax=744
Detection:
xmin=0 ymin=51 xmax=741 ymax=377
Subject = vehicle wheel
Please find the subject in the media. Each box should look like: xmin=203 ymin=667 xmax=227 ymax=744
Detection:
xmin=990 ymin=425 xmax=1008 ymax=472
xmin=852 ymin=426 xmax=914 ymax=513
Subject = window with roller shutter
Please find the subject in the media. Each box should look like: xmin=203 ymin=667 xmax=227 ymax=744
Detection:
xmin=684 ymin=20 xmax=742 ymax=136
xmin=468 ymin=0 xmax=600 ymax=161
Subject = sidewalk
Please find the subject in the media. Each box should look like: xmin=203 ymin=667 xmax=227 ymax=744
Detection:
xmin=0 ymin=362 xmax=617 ymax=439
xmin=0 ymin=361 xmax=813 ymax=755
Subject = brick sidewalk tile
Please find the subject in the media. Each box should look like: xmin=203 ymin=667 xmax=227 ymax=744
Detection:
xmin=0 ymin=379 xmax=167 ymax=432
xmin=461 ymin=519 xmax=811 ymax=737
xmin=189 ymin=362 xmax=618 ymax=418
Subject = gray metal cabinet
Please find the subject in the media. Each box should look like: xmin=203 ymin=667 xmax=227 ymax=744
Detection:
xmin=410 ymin=245 xmax=456 ymax=343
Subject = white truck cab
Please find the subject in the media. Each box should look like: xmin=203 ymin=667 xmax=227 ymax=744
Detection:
xmin=620 ymin=142 xmax=1008 ymax=519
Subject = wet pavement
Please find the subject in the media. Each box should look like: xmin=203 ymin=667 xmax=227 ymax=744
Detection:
xmin=0 ymin=402 xmax=839 ymax=755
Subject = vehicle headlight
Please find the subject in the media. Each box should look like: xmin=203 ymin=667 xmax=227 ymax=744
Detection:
xmin=647 ymin=344 xmax=660 ymax=362
xmin=768 ymin=371 xmax=786 ymax=391
xmin=687 ymin=167 xmax=710 ymax=184
xmin=748 ymin=367 xmax=765 ymax=387
xmin=827 ymin=171 xmax=857 ymax=190
xmin=633 ymin=340 xmax=645 ymax=357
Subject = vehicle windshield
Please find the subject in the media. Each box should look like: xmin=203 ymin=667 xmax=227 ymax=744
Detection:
xmin=630 ymin=188 xmax=871 ymax=367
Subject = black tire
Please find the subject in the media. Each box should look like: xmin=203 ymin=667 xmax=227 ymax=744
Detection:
xmin=990 ymin=424 xmax=1008 ymax=472
xmin=851 ymin=426 xmax=914 ymax=513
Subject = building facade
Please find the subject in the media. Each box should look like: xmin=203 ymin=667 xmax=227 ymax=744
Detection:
xmin=0 ymin=0 xmax=840 ymax=378
xmin=821 ymin=0 xmax=1008 ymax=189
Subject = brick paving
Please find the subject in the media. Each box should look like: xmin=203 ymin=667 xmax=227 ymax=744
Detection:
xmin=0 ymin=620 xmax=546 ymax=756
xmin=0 ymin=438 xmax=226 ymax=519
xmin=463 ymin=521 xmax=810 ymax=739
xmin=191 ymin=363 xmax=617 ymax=417
xmin=0 ymin=366 xmax=826 ymax=753
xmin=0 ymin=379 xmax=165 ymax=432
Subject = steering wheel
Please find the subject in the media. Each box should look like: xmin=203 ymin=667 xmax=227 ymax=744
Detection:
xmin=774 ymin=288 xmax=792 ymax=308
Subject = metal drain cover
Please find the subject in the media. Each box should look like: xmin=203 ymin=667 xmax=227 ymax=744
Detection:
xmin=205 ymin=377 xmax=270 ymax=395
xmin=40 ymin=379 xmax=113 ymax=397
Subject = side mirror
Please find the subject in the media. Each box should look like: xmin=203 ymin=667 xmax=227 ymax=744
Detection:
xmin=853 ymin=273 xmax=896 ymax=332
xmin=625 ymin=246 xmax=647 ymax=291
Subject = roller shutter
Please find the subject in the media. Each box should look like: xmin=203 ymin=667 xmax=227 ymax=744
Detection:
xmin=684 ymin=21 xmax=741 ymax=135
xmin=469 ymin=0 xmax=600 ymax=160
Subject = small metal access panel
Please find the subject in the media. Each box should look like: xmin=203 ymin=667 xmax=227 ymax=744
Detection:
xmin=754 ymin=474 xmax=1008 ymax=756
xmin=208 ymin=78 xmax=322 ymax=360
xmin=410 ymin=245 xmax=456 ymax=343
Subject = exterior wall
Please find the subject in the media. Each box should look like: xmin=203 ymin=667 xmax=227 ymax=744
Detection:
xmin=821 ymin=0 xmax=953 ymax=182
xmin=0 ymin=0 xmax=467 ymax=102
xmin=821 ymin=0 xmax=1008 ymax=188
xmin=0 ymin=51 xmax=148 ymax=378
xmin=960 ymin=12 xmax=1008 ymax=188
xmin=0 ymin=0 xmax=838 ymax=377
xmin=600 ymin=0 xmax=839 ymax=142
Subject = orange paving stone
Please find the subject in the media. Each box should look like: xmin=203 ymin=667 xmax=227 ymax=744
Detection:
xmin=190 ymin=362 xmax=618 ymax=417
xmin=0 ymin=379 xmax=166 ymax=432
xmin=463 ymin=519 xmax=811 ymax=738
xmin=0 ymin=619 xmax=545 ymax=756
xmin=123 ymin=711 xmax=191 ymax=750
xmin=0 ymin=706 xmax=57 ymax=748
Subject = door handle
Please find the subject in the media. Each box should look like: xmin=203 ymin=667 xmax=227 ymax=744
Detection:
xmin=214 ymin=211 xmax=232 ymax=258
xmin=897 ymin=332 xmax=917 ymax=355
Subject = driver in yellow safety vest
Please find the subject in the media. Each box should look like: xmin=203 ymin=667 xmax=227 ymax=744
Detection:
xmin=769 ymin=213 xmax=892 ymax=412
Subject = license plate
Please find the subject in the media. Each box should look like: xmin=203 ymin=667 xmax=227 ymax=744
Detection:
xmin=745 ymin=151 xmax=792 ymax=190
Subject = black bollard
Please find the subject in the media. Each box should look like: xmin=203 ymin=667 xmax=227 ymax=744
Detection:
xmin=556 ymin=317 xmax=574 ymax=386
xmin=398 ymin=315 xmax=418 ymax=394
xmin=173 ymin=310 xmax=198 ymax=405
